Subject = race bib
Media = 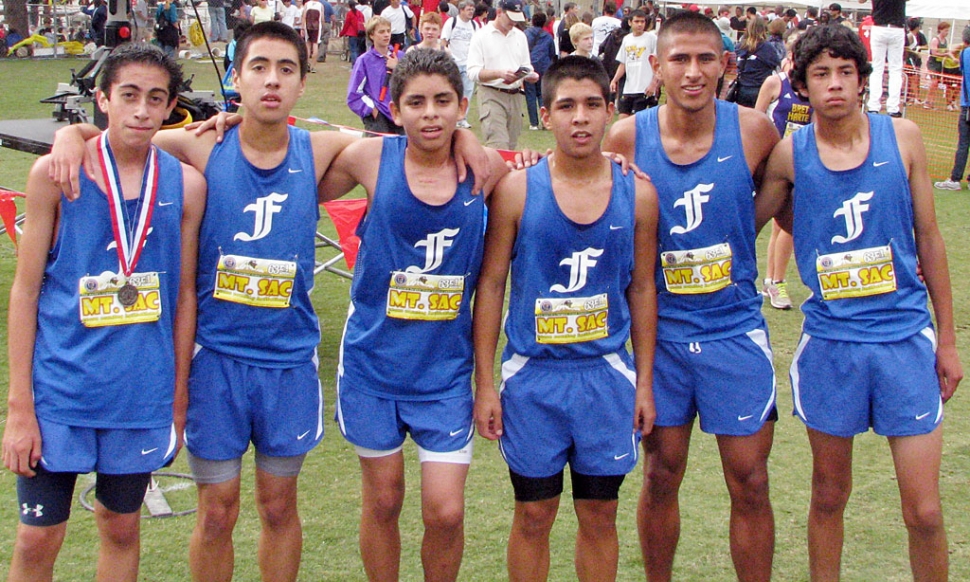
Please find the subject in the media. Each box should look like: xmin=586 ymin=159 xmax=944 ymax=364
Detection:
xmin=784 ymin=120 xmax=807 ymax=138
xmin=661 ymin=242 xmax=733 ymax=294
xmin=79 ymin=271 xmax=161 ymax=327
xmin=816 ymin=244 xmax=897 ymax=300
xmin=386 ymin=271 xmax=465 ymax=321
xmin=534 ymin=293 xmax=609 ymax=344
xmin=213 ymin=254 xmax=296 ymax=308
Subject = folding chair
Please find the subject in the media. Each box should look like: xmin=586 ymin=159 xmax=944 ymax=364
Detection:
xmin=315 ymin=198 xmax=367 ymax=280
xmin=0 ymin=187 xmax=26 ymax=248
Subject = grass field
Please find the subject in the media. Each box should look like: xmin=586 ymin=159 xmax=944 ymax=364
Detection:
xmin=0 ymin=55 xmax=969 ymax=581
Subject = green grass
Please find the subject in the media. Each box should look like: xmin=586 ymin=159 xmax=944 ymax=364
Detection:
xmin=1 ymin=55 xmax=969 ymax=581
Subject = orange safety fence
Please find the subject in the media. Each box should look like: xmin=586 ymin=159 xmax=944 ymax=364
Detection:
xmin=718 ymin=58 xmax=963 ymax=181
xmin=893 ymin=65 xmax=965 ymax=180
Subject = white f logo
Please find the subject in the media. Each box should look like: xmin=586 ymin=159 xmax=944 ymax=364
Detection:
xmin=550 ymin=248 xmax=604 ymax=293
xmin=670 ymin=183 xmax=714 ymax=235
xmin=406 ymin=228 xmax=460 ymax=273
xmin=831 ymin=191 xmax=873 ymax=244
xmin=234 ymin=193 xmax=289 ymax=242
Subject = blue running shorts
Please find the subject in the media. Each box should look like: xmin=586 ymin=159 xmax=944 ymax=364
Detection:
xmin=336 ymin=385 xmax=474 ymax=458
xmin=498 ymin=351 xmax=640 ymax=479
xmin=653 ymin=327 xmax=776 ymax=435
xmin=790 ymin=328 xmax=943 ymax=437
xmin=185 ymin=345 xmax=324 ymax=461
xmin=37 ymin=418 xmax=175 ymax=474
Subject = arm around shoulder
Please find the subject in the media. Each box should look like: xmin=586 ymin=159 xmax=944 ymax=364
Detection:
xmin=755 ymin=136 xmax=794 ymax=234
xmin=317 ymin=134 xmax=377 ymax=203
xmin=479 ymin=147 xmax=512 ymax=198
xmin=603 ymin=115 xmax=637 ymax=162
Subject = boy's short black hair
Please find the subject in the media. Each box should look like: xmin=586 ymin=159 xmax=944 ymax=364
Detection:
xmin=541 ymin=55 xmax=610 ymax=109
xmin=657 ymin=10 xmax=722 ymax=53
xmin=390 ymin=48 xmax=464 ymax=105
xmin=532 ymin=11 xmax=546 ymax=28
xmin=790 ymin=24 xmax=872 ymax=96
xmin=629 ymin=9 xmax=646 ymax=21
xmin=99 ymin=43 xmax=183 ymax=104
xmin=234 ymin=21 xmax=309 ymax=78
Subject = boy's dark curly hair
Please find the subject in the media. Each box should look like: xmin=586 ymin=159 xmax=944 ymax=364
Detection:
xmin=790 ymin=24 xmax=872 ymax=97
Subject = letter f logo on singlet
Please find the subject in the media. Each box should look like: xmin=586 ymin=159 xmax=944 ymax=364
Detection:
xmin=406 ymin=228 xmax=460 ymax=273
xmin=234 ymin=192 xmax=289 ymax=242
xmin=670 ymin=183 xmax=714 ymax=235
xmin=550 ymin=248 xmax=604 ymax=293
xmin=831 ymin=191 xmax=873 ymax=244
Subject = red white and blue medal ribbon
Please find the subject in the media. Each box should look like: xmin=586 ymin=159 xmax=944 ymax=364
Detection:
xmin=97 ymin=131 xmax=159 ymax=305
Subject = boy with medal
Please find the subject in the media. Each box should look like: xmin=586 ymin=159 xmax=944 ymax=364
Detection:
xmin=48 ymin=22 xmax=491 ymax=581
xmin=320 ymin=48 xmax=509 ymax=581
xmin=474 ymin=55 xmax=659 ymax=581
xmin=758 ymin=24 xmax=962 ymax=580
xmin=2 ymin=44 xmax=206 ymax=581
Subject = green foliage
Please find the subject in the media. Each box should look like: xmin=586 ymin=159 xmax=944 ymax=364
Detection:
xmin=0 ymin=55 xmax=968 ymax=581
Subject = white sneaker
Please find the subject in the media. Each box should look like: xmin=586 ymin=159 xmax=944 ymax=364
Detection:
xmin=456 ymin=119 xmax=471 ymax=129
xmin=934 ymin=179 xmax=962 ymax=191
xmin=764 ymin=280 xmax=793 ymax=310
xmin=529 ymin=125 xmax=540 ymax=131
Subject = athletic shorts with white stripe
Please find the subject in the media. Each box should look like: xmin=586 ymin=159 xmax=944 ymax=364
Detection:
xmin=498 ymin=351 xmax=640 ymax=479
xmin=790 ymin=327 xmax=943 ymax=437
xmin=652 ymin=327 xmax=777 ymax=436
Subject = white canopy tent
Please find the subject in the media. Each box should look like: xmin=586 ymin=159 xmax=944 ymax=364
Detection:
xmin=906 ymin=2 xmax=970 ymax=21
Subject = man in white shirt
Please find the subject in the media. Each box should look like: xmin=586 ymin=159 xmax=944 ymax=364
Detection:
xmin=610 ymin=9 xmax=658 ymax=118
xmin=280 ymin=0 xmax=301 ymax=29
xmin=590 ymin=0 xmax=621 ymax=56
xmin=442 ymin=0 xmax=480 ymax=128
xmin=466 ymin=0 xmax=539 ymax=149
xmin=358 ymin=0 xmax=374 ymax=21
xmin=381 ymin=0 xmax=415 ymax=49
xmin=133 ymin=0 xmax=153 ymax=42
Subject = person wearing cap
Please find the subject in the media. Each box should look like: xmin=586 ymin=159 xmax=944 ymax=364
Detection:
xmin=861 ymin=0 xmax=906 ymax=117
xmin=466 ymin=0 xmax=540 ymax=150
xmin=828 ymin=3 xmax=845 ymax=24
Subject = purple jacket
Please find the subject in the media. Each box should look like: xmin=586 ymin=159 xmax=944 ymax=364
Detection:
xmin=347 ymin=48 xmax=394 ymax=122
